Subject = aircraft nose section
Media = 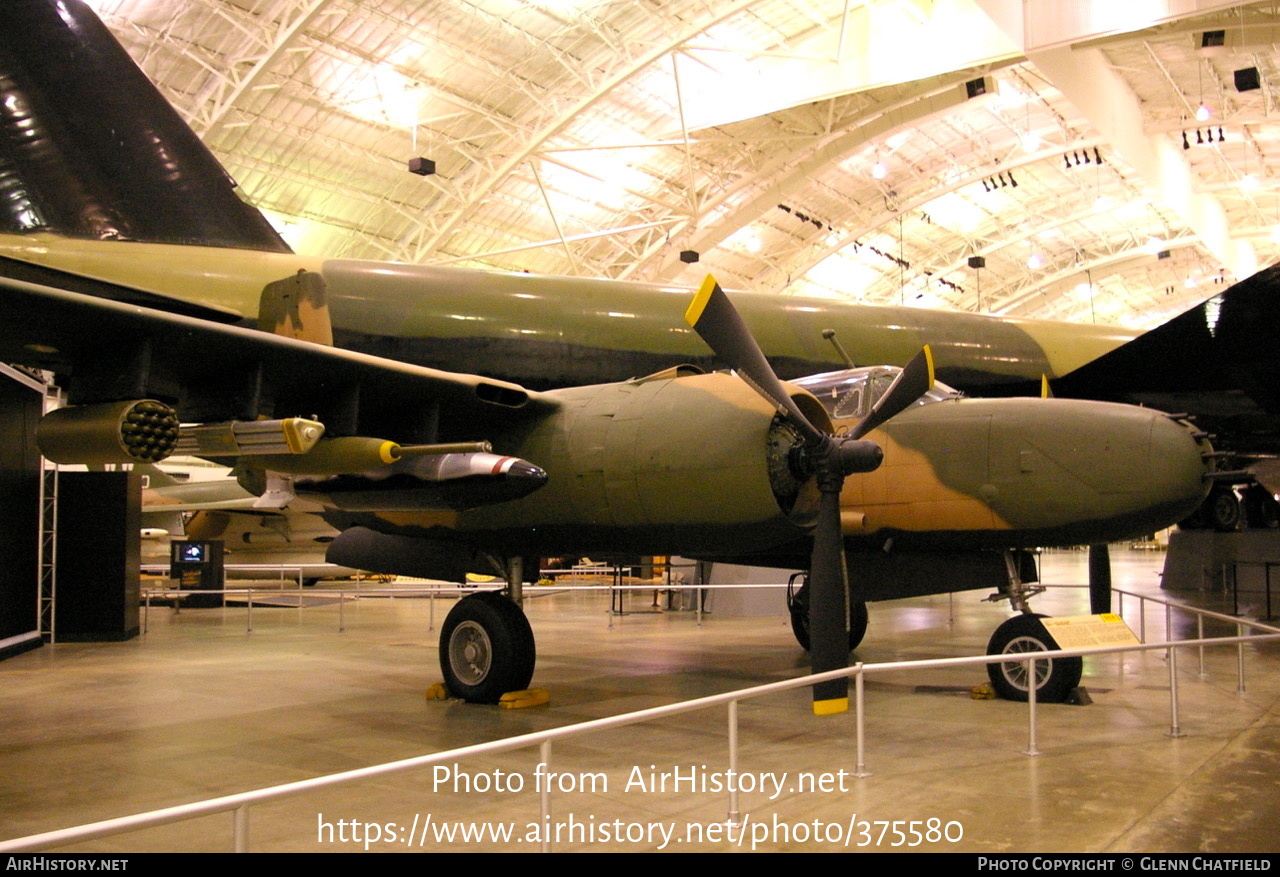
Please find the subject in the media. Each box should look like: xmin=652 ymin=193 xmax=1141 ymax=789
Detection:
xmin=983 ymin=399 xmax=1211 ymax=542
xmin=1144 ymin=411 xmax=1214 ymax=513
xmin=1060 ymin=404 xmax=1209 ymax=502
xmin=1047 ymin=402 xmax=1211 ymax=535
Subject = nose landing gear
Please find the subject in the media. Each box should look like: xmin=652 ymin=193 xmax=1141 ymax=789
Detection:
xmin=984 ymin=551 xmax=1083 ymax=703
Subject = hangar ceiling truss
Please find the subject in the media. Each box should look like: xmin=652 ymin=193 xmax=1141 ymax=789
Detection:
xmin=88 ymin=0 xmax=1280 ymax=331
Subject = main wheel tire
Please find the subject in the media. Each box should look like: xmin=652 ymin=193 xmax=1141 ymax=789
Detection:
xmin=788 ymin=584 xmax=868 ymax=652
xmin=439 ymin=592 xmax=536 ymax=703
xmin=986 ymin=613 xmax=1082 ymax=703
xmin=1208 ymin=486 xmax=1242 ymax=533
xmin=1243 ymin=485 xmax=1280 ymax=529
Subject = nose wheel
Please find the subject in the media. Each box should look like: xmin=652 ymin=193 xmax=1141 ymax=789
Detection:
xmin=985 ymin=613 xmax=1081 ymax=703
xmin=440 ymin=591 xmax=536 ymax=703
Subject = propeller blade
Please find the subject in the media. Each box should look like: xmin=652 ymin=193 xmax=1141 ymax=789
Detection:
xmin=685 ymin=276 xmax=825 ymax=445
xmin=684 ymin=279 xmax=933 ymax=716
xmin=808 ymin=487 xmax=851 ymax=714
xmin=848 ymin=345 xmax=935 ymax=440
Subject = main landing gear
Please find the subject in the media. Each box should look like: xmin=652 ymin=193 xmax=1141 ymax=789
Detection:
xmin=439 ymin=591 xmax=536 ymax=703
xmin=786 ymin=572 xmax=868 ymax=652
xmin=984 ymin=551 xmax=1082 ymax=703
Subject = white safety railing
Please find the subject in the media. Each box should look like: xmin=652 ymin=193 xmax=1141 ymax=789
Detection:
xmin=140 ymin=580 xmax=784 ymax=635
xmin=7 ymin=589 xmax=1278 ymax=853
xmin=142 ymin=564 xmax=311 ymax=588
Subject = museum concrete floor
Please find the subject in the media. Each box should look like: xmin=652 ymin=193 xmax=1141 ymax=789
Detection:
xmin=3 ymin=549 xmax=1280 ymax=853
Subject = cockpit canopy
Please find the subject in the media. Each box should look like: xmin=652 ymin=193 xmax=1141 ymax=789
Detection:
xmin=791 ymin=366 xmax=960 ymax=423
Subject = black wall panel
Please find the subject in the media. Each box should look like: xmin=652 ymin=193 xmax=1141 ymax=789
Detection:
xmin=0 ymin=375 xmax=40 ymax=659
xmin=55 ymin=471 xmax=140 ymax=641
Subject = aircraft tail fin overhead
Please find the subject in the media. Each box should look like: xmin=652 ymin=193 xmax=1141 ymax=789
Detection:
xmin=0 ymin=0 xmax=291 ymax=254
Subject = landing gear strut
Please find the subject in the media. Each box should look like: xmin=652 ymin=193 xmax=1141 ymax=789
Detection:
xmin=984 ymin=551 xmax=1081 ymax=703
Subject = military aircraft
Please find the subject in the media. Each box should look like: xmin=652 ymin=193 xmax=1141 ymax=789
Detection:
xmin=0 ymin=0 xmax=1268 ymax=523
xmin=0 ymin=0 xmax=1229 ymax=708
xmin=139 ymin=464 xmax=354 ymax=585
xmin=0 ymin=267 xmax=1213 ymax=710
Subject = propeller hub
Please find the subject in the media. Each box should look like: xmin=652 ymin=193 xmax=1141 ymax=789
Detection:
xmin=834 ymin=438 xmax=883 ymax=476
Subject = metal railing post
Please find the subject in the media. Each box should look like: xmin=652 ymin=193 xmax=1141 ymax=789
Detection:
xmin=854 ymin=664 xmax=870 ymax=777
xmin=539 ymin=741 xmax=551 ymax=853
xmin=1237 ymin=622 xmax=1247 ymax=694
xmin=1167 ymin=644 xmax=1183 ymax=738
xmin=727 ymin=700 xmax=740 ymax=825
xmin=1198 ymin=615 xmax=1207 ymax=679
xmin=1024 ymin=656 xmax=1039 ymax=756
xmin=233 ymin=804 xmax=249 ymax=853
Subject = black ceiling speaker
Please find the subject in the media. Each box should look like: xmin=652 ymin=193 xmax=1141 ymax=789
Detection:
xmin=1234 ymin=67 xmax=1261 ymax=92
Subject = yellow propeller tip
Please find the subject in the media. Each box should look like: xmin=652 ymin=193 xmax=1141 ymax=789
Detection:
xmin=685 ymin=275 xmax=719 ymax=328
xmin=813 ymin=696 xmax=849 ymax=716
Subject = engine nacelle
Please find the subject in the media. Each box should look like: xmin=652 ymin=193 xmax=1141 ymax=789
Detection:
xmin=37 ymin=400 xmax=179 ymax=464
xmin=457 ymin=371 xmax=822 ymax=554
xmin=326 ymin=526 xmax=485 ymax=582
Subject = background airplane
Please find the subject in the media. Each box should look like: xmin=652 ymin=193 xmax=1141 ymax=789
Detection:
xmin=139 ymin=463 xmax=355 ymax=585
xmin=0 ymin=0 xmax=1132 ymax=395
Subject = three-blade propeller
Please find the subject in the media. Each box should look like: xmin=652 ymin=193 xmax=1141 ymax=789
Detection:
xmin=686 ymin=276 xmax=934 ymax=714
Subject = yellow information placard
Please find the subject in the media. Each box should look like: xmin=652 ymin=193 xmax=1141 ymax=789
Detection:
xmin=1041 ymin=613 xmax=1140 ymax=649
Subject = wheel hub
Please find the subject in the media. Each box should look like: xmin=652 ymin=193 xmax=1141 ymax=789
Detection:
xmin=448 ymin=620 xmax=492 ymax=685
xmin=999 ymin=635 xmax=1052 ymax=692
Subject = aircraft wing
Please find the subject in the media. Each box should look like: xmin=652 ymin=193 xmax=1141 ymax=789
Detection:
xmin=1051 ymin=262 xmax=1280 ymax=457
xmin=0 ymin=274 xmax=553 ymax=446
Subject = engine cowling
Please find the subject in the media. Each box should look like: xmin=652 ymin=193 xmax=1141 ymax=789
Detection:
xmin=454 ymin=371 xmax=822 ymax=554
